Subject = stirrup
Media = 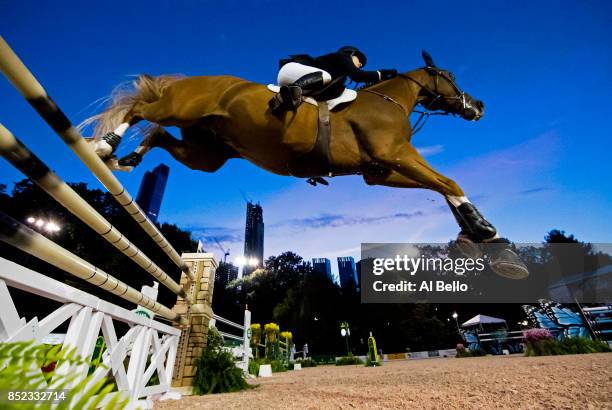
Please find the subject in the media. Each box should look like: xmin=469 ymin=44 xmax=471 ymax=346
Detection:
xmin=118 ymin=152 xmax=143 ymax=167
xmin=280 ymin=85 xmax=303 ymax=110
xmin=268 ymin=94 xmax=283 ymax=111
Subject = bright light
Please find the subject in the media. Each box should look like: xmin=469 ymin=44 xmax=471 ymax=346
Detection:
xmin=35 ymin=219 xmax=44 ymax=227
xmin=235 ymin=256 xmax=246 ymax=267
xmin=340 ymin=328 xmax=347 ymax=337
xmin=45 ymin=222 xmax=60 ymax=232
xmin=452 ymin=312 xmax=458 ymax=319
xmin=248 ymin=257 xmax=258 ymax=267
xmin=26 ymin=217 xmax=36 ymax=224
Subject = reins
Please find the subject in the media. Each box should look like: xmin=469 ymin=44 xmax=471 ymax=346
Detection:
xmin=360 ymin=70 xmax=463 ymax=136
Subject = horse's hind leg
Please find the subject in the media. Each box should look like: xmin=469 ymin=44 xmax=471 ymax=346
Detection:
xmin=115 ymin=126 xmax=166 ymax=167
xmin=94 ymin=92 xmax=183 ymax=159
xmin=92 ymin=100 xmax=154 ymax=158
xmin=125 ymin=127 xmax=236 ymax=172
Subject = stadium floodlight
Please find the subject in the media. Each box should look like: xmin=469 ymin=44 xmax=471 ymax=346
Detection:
xmin=235 ymin=256 xmax=247 ymax=267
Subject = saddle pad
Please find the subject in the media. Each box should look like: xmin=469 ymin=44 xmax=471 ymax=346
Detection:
xmin=267 ymin=84 xmax=357 ymax=110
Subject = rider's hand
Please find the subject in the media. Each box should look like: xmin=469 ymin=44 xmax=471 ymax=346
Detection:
xmin=379 ymin=69 xmax=398 ymax=81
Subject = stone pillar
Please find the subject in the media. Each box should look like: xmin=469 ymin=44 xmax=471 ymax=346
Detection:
xmin=171 ymin=252 xmax=217 ymax=389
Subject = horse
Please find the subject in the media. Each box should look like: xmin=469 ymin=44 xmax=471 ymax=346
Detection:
xmin=83 ymin=51 xmax=528 ymax=279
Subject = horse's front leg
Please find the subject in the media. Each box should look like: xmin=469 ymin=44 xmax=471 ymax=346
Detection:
xmin=367 ymin=141 xmax=529 ymax=279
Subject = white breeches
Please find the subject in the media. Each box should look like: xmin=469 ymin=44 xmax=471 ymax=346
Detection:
xmin=277 ymin=62 xmax=332 ymax=86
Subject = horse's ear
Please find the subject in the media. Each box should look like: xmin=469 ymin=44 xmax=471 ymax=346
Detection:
xmin=422 ymin=50 xmax=436 ymax=67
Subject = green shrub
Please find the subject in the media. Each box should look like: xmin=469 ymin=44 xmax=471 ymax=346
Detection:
xmin=248 ymin=358 xmax=264 ymax=375
xmin=312 ymin=354 xmax=336 ymax=365
xmin=269 ymin=360 xmax=288 ymax=373
xmin=365 ymin=358 xmax=381 ymax=367
xmin=335 ymin=355 xmax=364 ymax=366
xmin=525 ymin=337 xmax=611 ymax=356
xmin=248 ymin=357 xmax=289 ymax=375
xmin=296 ymin=358 xmax=317 ymax=368
xmin=193 ymin=327 xmax=252 ymax=394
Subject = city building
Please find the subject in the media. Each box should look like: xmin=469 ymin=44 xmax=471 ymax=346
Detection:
xmin=243 ymin=201 xmax=264 ymax=275
xmin=337 ymin=256 xmax=359 ymax=289
xmin=215 ymin=262 xmax=239 ymax=287
xmin=135 ymin=164 xmax=170 ymax=223
xmin=312 ymin=258 xmax=334 ymax=282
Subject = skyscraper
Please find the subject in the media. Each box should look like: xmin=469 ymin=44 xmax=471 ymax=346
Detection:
xmin=337 ymin=256 xmax=359 ymax=289
xmin=243 ymin=201 xmax=264 ymax=275
xmin=135 ymin=164 xmax=169 ymax=223
xmin=312 ymin=258 xmax=334 ymax=282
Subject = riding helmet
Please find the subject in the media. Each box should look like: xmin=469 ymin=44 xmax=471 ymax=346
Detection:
xmin=338 ymin=46 xmax=367 ymax=66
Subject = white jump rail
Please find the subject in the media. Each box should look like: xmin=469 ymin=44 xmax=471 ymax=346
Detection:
xmin=0 ymin=35 xmax=193 ymax=282
xmin=211 ymin=310 xmax=251 ymax=374
xmin=0 ymin=124 xmax=191 ymax=302
xmin=0 ymin=256 xmax=180 ymax=408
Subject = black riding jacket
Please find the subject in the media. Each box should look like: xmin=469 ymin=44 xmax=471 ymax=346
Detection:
xmin=283 ymin=52 xmax=381 ymax=100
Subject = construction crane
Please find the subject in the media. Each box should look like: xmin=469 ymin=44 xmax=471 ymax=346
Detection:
xmin=238 ymin=188 xmax=251 ymax=204
xmin=214 ymin=238 xmax=230 ymax=263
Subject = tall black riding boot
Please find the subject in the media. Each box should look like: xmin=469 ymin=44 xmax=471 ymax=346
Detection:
xmin=269 ymin=72 xmax=325 ymax=115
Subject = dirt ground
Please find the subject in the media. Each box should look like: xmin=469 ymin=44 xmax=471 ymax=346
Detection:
xmin=155 ymin=353 xmax=612 ymax=410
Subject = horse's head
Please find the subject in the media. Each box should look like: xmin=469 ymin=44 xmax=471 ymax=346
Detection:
xmin=416 ymin=50 xmax=484 ymax=121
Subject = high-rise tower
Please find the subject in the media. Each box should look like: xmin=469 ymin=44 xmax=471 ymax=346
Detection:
xmin=243 ymin=201 xmax=264 ymax=275
xmin=135 ymin=164 xmax=169 ymax=223
xmin=337 ymin=256 xmax=359 ymax=289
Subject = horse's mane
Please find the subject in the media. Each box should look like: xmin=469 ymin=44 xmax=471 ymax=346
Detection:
xmin=356 ymin=69 xmax=421 ymax=93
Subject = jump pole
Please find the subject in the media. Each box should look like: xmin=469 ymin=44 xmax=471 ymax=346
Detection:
xmin=0 ymin=123 xmax=191 ymax=302
xmin=0 ymin=35 xmax=194 ymax=282
xmin=0 ymin=210 xmax=181 ymax=322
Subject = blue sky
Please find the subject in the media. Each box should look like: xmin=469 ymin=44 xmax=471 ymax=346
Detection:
xmin=1 ymin=1 xmax=611 ymax=281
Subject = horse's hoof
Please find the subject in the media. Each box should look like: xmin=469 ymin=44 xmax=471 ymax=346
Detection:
xmin=487 ymin=240 xmax=529 ymax=279
xmin=455 ymin=233 xmax=483 ymax=258
xmin=118 ymin=152 xmax=143 ymax=167
xmin=104 ymin=156 xmax=134 ymax=172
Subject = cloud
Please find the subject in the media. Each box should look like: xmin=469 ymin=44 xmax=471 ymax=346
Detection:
xmin=273 ymin=211 xmax=425 ymax=230
xmin=185 ymin=226 xmax=242 ymax=245
xmin=519 ymin=187 xmax=552 ymax=195
xmin=416 ymin=144 xmax=444 ymax=156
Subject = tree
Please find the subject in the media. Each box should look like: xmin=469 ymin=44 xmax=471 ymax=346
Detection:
xmin=0 ymin=178 xmax=196 ymax=317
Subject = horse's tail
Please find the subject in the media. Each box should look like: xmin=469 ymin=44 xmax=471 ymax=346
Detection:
xmin=80 ymin=74 xmax=184 ymax=140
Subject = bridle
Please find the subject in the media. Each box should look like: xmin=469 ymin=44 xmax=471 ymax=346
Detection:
xmin=361 ymin=67 xmax=475 ymax=135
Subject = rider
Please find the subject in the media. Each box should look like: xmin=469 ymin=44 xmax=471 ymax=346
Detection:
xmin=269 ymin=46 xmax=398 ymax=114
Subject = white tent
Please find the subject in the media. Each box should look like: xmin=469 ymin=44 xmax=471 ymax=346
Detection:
xmin=461 ymin=314 xmax=506 ymax=328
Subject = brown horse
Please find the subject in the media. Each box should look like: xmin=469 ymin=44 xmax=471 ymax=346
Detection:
xmin=84 ymin=51 xmax=528 ymax=279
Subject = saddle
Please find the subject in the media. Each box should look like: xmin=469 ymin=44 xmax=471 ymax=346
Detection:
xmin=266 ymin=85 xmax=356 ymax=110
xmin=265 ymin=84 xmax=359 ymax=184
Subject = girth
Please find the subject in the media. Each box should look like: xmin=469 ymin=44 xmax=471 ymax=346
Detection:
xmin=286 ymin=102 xmax=333 ymax=178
